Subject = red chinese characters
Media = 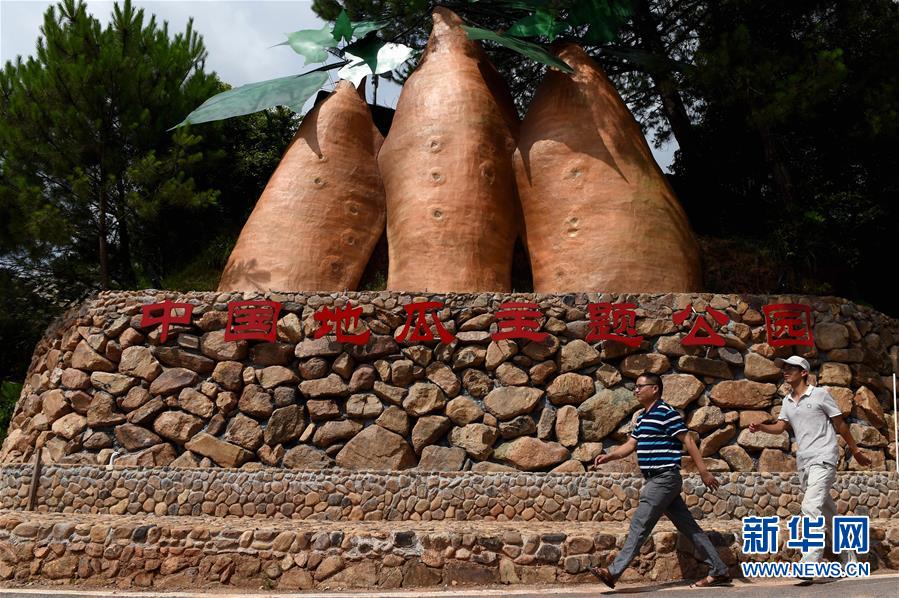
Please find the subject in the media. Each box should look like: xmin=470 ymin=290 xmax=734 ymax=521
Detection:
xmin=225 ymin=300 xmax=281 ymax=342
xmin=140 ymin=300 xmax=193 ymax=343
xmin=395 ymin=301 xmax=455 ymax=344
xmin=763 ymin=303 xmax=814 ymax=347
xmin=492 ymin=302 xmax=547 ymax=342
xmin=585 ymin=302 xmax=643 ymax=347
xmin=673 ymin=304 xmax=729 ymax=346
xmin=313 ymin=302 xmax=371 ymax=345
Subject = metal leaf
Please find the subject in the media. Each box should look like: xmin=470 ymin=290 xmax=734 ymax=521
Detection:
xmin=461 ymin=25 xmax=573 ymax=73
xmin=343 ymin=34 xmax=384 ymax=73
xmin=332 ymin=9 xmax=353 ymax=43
xmin=279 ymin=25 xmax=338 ymax=65
xmin=338 ymin=42 xmax=414 ymax=86
xmin=172 ymin=71 xmax=329 ymax=128
xmin=351 ymin=20 xmax=389 ymax=38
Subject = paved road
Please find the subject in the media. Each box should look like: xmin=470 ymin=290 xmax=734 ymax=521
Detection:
xmin=1 ymin=572 xmax=898 ymax=598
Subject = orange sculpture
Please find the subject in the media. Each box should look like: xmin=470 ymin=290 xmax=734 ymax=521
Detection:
xmin=218 ymin=80 xmax=385 ymax=292
xmin=514 ymin=44 xmax=701 ymax=293
xmin=378 ymin=8 xmax=520 ymax=293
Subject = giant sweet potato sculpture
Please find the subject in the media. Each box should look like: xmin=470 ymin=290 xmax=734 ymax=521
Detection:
xmin=378 ymin=8 xmax=520 ymax=292
xmin=515 ymin=44 xmax=701 ymax=293
xmin=218 ymin=80 xmax=385 ymax=292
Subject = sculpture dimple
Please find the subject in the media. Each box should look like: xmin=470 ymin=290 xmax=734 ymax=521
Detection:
xmin=218 ymin=80 xmax=385 ymax=293
xmin=514 ymin=44 xmax=701 ymax=293
xmin=480 ymin=162 xmax=496 ymax=185
xmin=378 ymin=8 xmax=519 ymax=292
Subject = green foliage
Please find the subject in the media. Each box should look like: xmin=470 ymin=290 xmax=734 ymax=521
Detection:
xmin=507 ymin=11 xmax=569 ymax=41
xmin=0 ymin=0 xmax=225 ymax=292
xmin=671 ymin=0 xmax=899 ymax=314
xmin=567 ymin=0 xmax=633 ymax=43
xmin=160 ymin=233 xmax=236 ymax=291
xmin=0 ymin=1 xmax=299 ymax=394
xmin=0 ymin=270 xmax=59 ymax=384
xmin=0 ymin=382 xmax=22 ymax=444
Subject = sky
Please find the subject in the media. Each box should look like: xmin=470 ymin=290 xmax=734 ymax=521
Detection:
xmin=0 ymin=0 xmax=677 ymax=169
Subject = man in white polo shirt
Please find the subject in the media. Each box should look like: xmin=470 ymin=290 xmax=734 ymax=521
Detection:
xmin=749 ymin=355 xmax=871 ymax=580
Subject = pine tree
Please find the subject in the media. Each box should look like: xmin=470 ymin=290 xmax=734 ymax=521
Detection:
xmin=0 ymin=0 xmax=222 ymax=292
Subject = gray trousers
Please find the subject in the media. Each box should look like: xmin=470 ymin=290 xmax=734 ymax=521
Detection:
xmin=799 ymin=463 xmax=857 ymax=565
xmin=609 ymin=469 xmax=728 ymax=578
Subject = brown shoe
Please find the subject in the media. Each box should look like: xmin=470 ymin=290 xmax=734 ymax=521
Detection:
xmin=590 ymin=567 xmax=617 ymax=589
xmin=691 ymin=574 xmax=732 ymax=588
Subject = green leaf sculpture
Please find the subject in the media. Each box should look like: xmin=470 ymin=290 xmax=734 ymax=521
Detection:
xmin=176 ymin=2 xmax=635 ymax=126
xmin=461 ymin=25 xmax=573 ymax=73
xmin=173 ymin=71 xmax=329 ymax=128
xmin=279 ymin=25 xmax=338 ymax=64
xmin=343 ymin=33 xmax=385 ymax=73
xmin=332 ymin=10 xmax=353 ymax=42
xmin=339 ymin=41 xmax=414 ymax=85
xmin=351 ymin=20 xmax=389 ymax=38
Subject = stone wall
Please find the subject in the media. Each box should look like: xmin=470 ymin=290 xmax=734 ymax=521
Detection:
xmin=1 ymin=512 xmax=898 ymax=589
xmin=2 ymin=290 xmax=897 ymax=473
xmin=2 ymin=465 xmax=896 ymax=521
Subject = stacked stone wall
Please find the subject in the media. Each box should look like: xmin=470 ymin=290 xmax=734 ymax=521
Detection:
xmin=2 ymin=465 xmax=896 ymax=521
xmin=1 ymin=512 xmax=898 ymax=589
xmin=2 ymin=290 xmax=896 ymax=473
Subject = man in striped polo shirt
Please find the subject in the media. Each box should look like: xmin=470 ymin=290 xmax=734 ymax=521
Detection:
xmin=590 ymin=372 xmax=730 ymax=589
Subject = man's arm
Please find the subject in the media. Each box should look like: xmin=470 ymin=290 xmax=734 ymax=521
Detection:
xmin=831 ymin=415 xmax=872 ymax=466
xmin=679 ymin=432 xmax=720 ymax=490
xmin=594 ymin=437 xmax=637 ymax=467
xmin=749 ymin=420 xmax=790 ymax=434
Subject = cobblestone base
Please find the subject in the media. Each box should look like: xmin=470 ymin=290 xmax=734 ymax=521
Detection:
xmin=1 ymin=465 xmax=896 ymax=521
xmin=0 ymin=511 xmax=897 ymax=590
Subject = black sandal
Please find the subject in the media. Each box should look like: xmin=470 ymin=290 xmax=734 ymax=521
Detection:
xmin=691 ymin=574 xmax=732 ymax=588
xmin=590 ymin=566 xmax=617 ymax=589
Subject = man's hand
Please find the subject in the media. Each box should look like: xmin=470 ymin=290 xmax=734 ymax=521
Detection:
xmin=700 ymin=471 xmax=720 ymax=491
xmin=852 ymin=448 xmax=872 ymax=467
xmin=749 ymin=421 xmax=788 ymax=434
xmin=594 ymin=453 xmax=613 ymax=468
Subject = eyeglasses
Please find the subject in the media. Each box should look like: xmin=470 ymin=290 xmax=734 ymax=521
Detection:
xmin=634 ymin=383 xmax=657 ymax=389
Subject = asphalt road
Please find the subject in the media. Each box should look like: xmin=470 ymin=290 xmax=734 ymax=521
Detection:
xmin=1 ymin=572 xmax=898 ymax=598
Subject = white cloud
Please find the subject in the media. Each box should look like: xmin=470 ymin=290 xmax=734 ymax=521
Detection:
xmin=1 ymin=1 xmax=329 ymax=85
